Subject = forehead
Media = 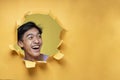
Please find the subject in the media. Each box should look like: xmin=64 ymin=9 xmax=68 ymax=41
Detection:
xmin=24 ymin=28 xmax=40 ymax=36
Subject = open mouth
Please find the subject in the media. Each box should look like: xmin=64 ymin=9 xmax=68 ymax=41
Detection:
xmin=32 ymin=45 xmax=40 ymax=51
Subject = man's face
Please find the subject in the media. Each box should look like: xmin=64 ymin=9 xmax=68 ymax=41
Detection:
xmin=18 ymin=28 xmax=42 ymax=57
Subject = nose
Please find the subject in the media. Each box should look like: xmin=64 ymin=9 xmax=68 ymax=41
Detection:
xmin=33 ymin=37 xmax=40 ymax=44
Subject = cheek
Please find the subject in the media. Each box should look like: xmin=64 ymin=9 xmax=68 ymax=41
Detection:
xmin=23 ymin=40 xmax=32 ymax=48
xmin=40 ymin=39 xmax=42 ymax=44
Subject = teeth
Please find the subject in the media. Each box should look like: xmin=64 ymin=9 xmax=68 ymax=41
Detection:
xmin=32 ymin=46 xmax=39 ymax=48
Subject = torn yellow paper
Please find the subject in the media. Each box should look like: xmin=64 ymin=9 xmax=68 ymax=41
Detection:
xmin=57 ymin=40 xmax=63 ymax=48
xmin=9 ymin=44 xmax=16 ymax=51
xmin=9 ymin=44 xmax=24 ymax=56
xmin=24 ymin=60 xmax=47 ymax=68
xmin=37 ymin=61 xmax=47 ymax=63
xmin=24 ymin=60 xmax=36 ymax=68
xmin=53 ymin=52 xmax=64 ymax=60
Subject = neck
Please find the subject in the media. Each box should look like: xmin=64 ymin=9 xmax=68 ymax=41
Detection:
xmin=24 ymin=53 xmax=40 ymax=61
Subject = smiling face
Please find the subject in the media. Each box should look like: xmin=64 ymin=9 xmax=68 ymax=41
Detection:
xmin=18 ymin=28 xmax=42 ymax=58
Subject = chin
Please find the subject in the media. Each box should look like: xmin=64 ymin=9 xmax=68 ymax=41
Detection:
xmin=32 ymin=52 xmax=40 ymax=57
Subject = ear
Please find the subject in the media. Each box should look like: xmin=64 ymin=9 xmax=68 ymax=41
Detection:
xmin=17 ymin=40 xmax=24 ymax=48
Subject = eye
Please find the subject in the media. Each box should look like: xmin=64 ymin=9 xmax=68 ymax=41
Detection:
xmin=28 ymin=36 xmax=33 ymax=40
xmin=38 ymin=34 xmax=41 ymax=38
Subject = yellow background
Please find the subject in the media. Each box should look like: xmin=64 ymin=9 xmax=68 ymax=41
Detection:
xmin=0 ymin=0 xmax=120 ymax=80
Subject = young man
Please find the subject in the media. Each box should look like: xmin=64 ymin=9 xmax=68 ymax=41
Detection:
xmin=17 ymin=22 xmax=48 ymax=61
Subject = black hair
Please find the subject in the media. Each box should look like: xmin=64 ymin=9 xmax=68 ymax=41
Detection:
xmin=17 ymin=22 xmax=42 ymax=41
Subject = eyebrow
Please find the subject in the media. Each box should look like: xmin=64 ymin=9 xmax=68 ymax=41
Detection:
xmin=26 ymin=33 xmax=33 ymax=38
xmin=26 ymin=32 xmax=41 ymax=37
